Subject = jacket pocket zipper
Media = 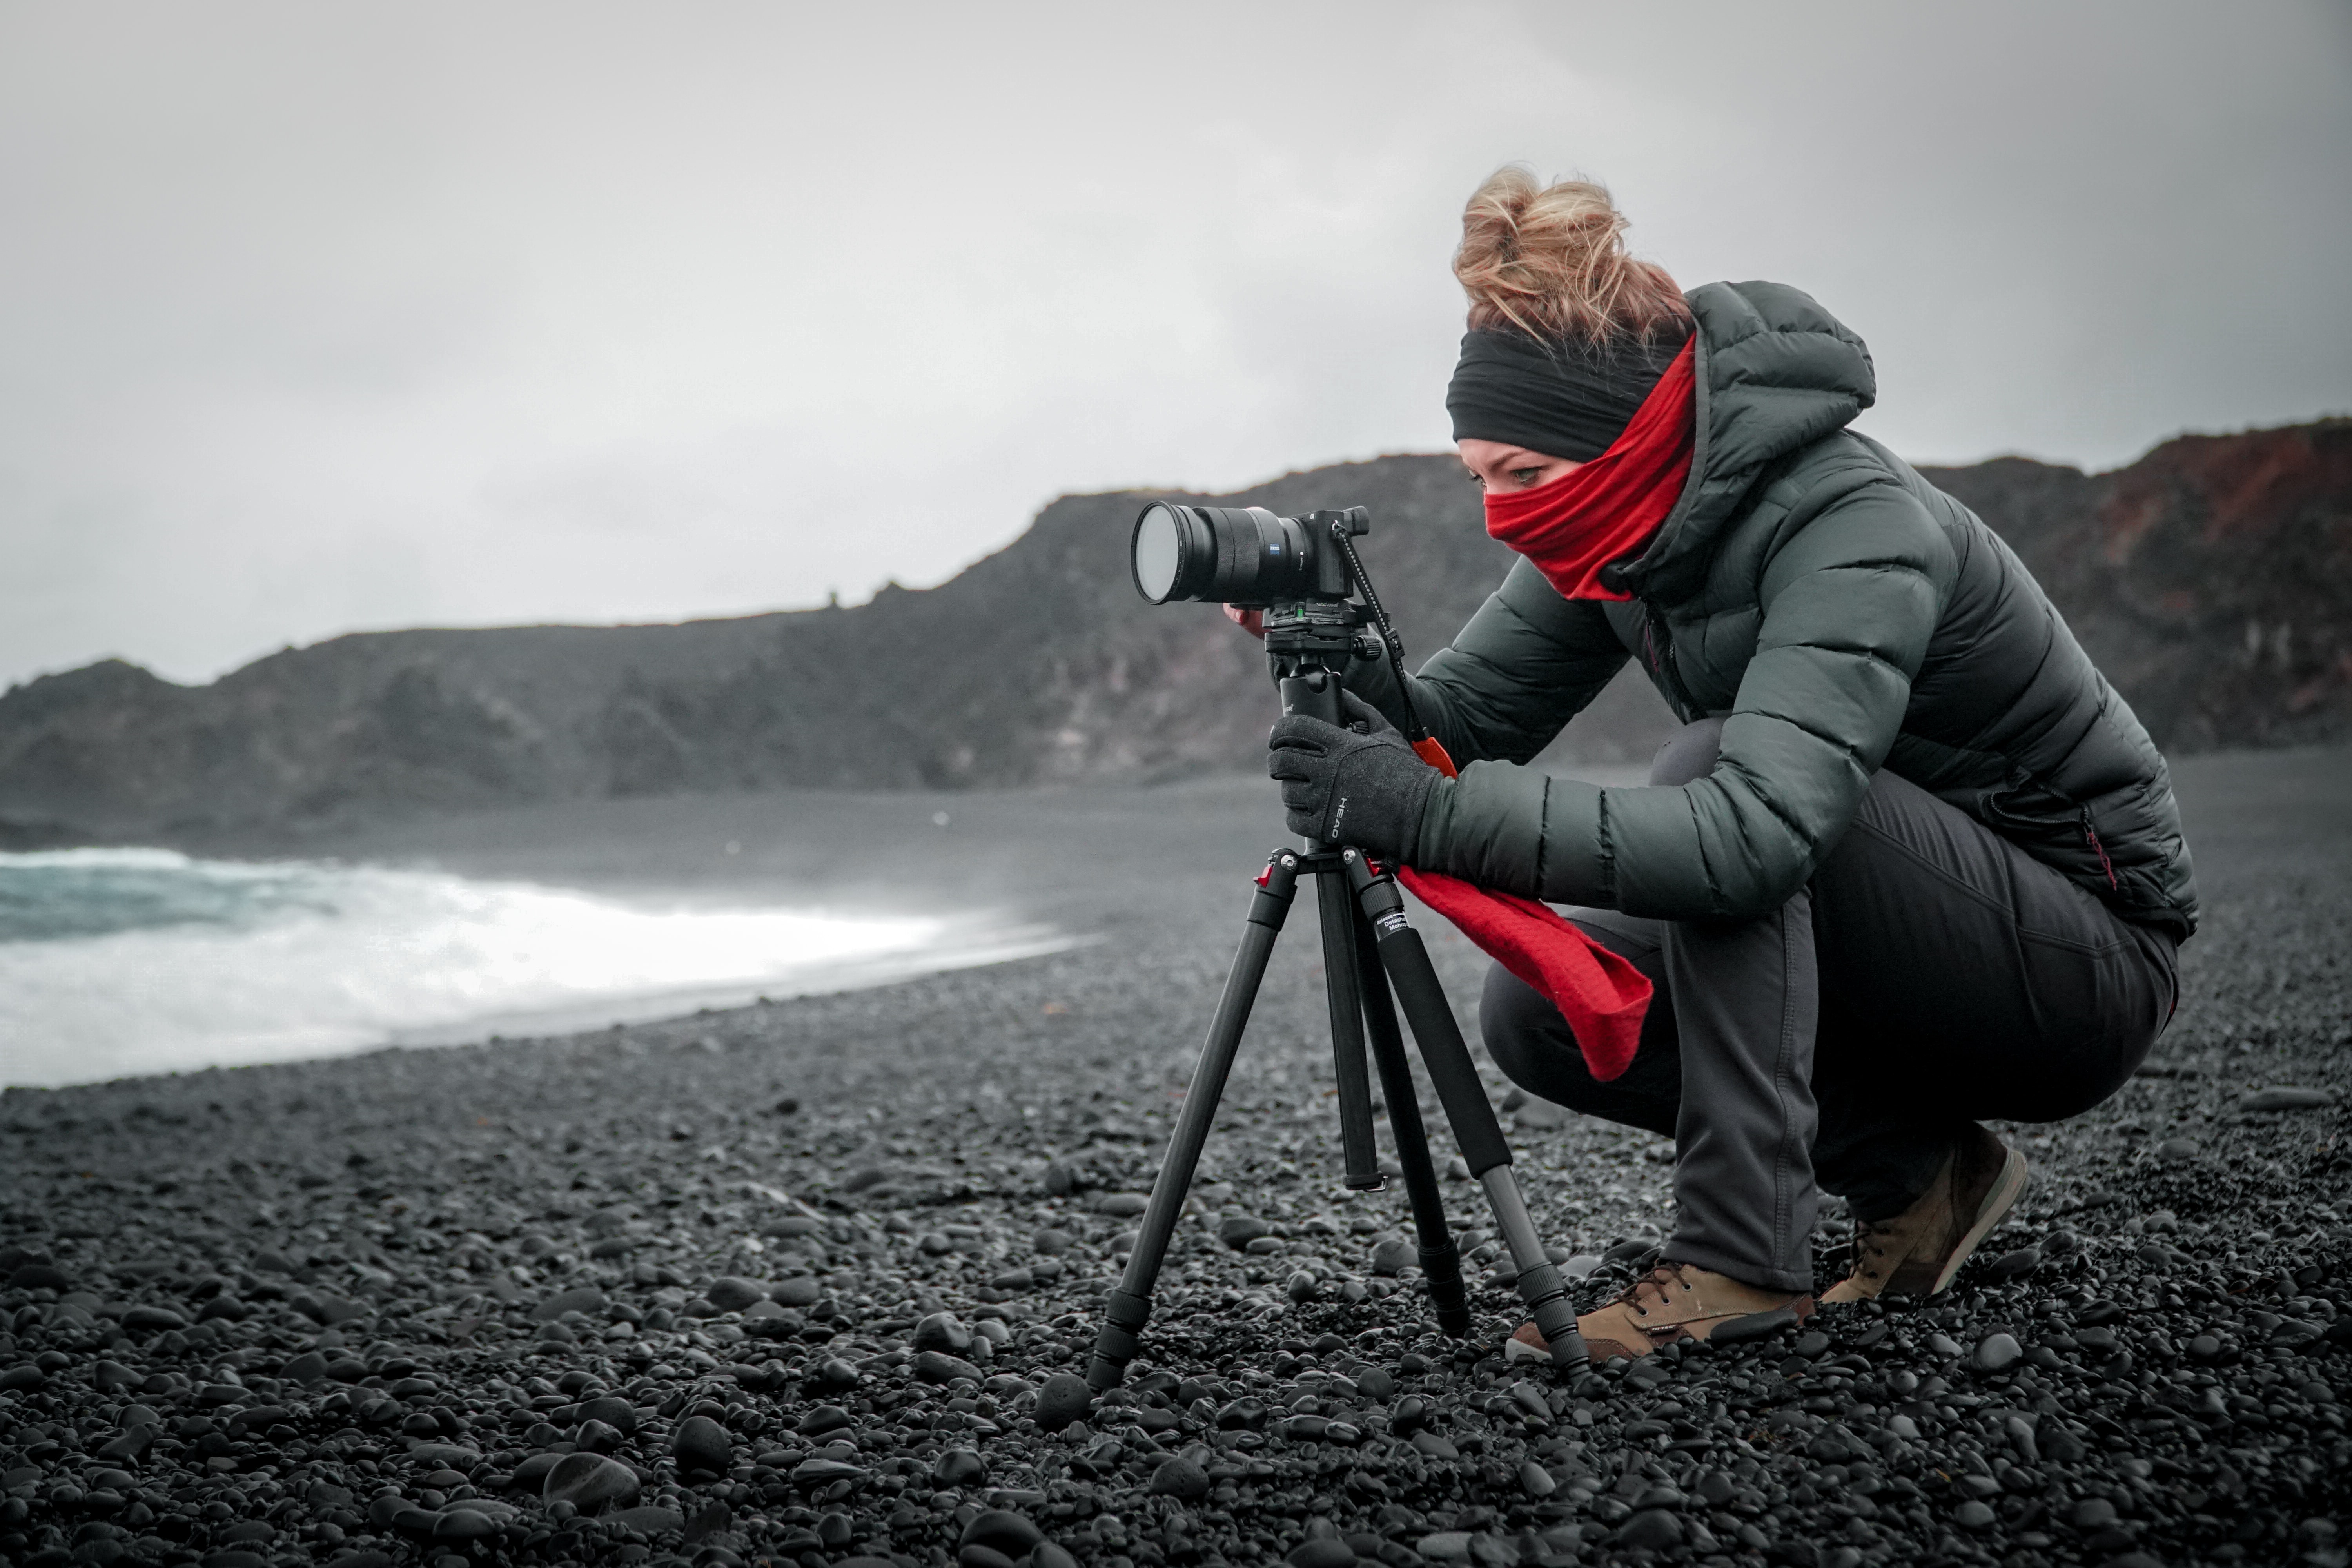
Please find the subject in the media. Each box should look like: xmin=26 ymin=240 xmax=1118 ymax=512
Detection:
xmin=1642 ymin=600 xmax=1702 ymax=722
xmin=2080 ymin=808 xmax=2119 ymax=889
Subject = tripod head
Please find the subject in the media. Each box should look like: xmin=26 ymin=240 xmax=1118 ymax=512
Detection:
xmin=1264 ymin=597 xmax=1372 ymax=730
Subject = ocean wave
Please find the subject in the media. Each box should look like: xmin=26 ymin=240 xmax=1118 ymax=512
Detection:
xmin=0 ymin=849 xmax=1066 ymax=1087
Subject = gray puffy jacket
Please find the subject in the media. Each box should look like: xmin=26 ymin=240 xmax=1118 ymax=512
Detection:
xmin=1351 ymin=281 xmax=2198 ymax=938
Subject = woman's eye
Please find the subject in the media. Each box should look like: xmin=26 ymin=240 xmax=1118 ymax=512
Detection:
xmin=1509 ymin=468 xmax=1543 ymax=486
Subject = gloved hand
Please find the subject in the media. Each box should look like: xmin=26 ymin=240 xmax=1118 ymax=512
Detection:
xmin=1267 ymin=699 xmax=1439 ymax=858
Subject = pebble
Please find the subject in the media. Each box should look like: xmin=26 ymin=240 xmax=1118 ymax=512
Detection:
xmin=541 ymin=1453 xmax=641 ymax=1513
xmin=1147 ymin=1457 xmax=1210 ymax=1500
xmin=532 ymin=1285 xmax=606 ymax=1321
xmin=915 ymin=1350 xmax=984 ymax=1383
xmin=958 ymin=1509 xmax=1044 ymax=1556
xmin=1615 ymin=1510 xmax=1683 ymax=1551
xmin=807 ymin=1356 xmax=861 ymax=1394
xmin=913 ymin=1311 xmax=973 ymax=1354
xmin=2239 ymin=1085 xmax=2337 ymax=1111
xmin=0 ymin=777 xmax=2339 ymax=1568
xmin=931 ymin=1448 xmax=987 ymax=1488
xmin=705 ymin=1276 xmax=767 ymax=1311
xmin=1973 ymin=1333 xmax=2024 ymax=1372
xmin=1985 ymin=1245 xmax=2040 ymax=1279
xmin=1034 ymin=1372 xmax=1094 ymax=1431
xmin=671 ymin=1414 xmax=734 ymax=1474
xmin=2157 ymin=1134 xmax=2201 ymax=1162
xmin=1217 ymin=1215 xmax=1270 ymax=1248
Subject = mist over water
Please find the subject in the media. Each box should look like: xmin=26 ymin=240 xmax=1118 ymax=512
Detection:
xmin=0 ymin=848 xmax=1063 ymax=1087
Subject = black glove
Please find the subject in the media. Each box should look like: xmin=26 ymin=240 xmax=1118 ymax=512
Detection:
xmin=1267 ymin=703 xmax=1439 ymax=858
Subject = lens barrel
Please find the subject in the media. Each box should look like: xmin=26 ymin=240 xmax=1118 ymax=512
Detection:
xmin=1131 ymin=502 xmax=1337 ymax=606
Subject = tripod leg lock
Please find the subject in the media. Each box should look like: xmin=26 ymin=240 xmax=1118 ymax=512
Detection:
xmin=1086 ymin=1287 xmax=1153 ymax=1390
xmin=1511 ymin=1260 xmax=1588 ymax=1368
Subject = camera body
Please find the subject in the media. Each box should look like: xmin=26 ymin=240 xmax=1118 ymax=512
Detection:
xmin=1129 ymin=503 xmax=1370 ymax=608
xmin=1129 ymin=501 xmax=1390 ymax=727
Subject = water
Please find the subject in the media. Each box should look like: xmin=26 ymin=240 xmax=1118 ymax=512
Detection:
xmin=0 ymin=848 xmax=1066 ymax=1088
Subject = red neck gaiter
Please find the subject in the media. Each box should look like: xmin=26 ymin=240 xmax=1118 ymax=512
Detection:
xmin=1481 ymin=339 xmax=1697 ymax=601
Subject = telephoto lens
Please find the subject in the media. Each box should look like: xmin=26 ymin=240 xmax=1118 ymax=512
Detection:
xmin=1129 ymin=502 xmax=1363 ymax=606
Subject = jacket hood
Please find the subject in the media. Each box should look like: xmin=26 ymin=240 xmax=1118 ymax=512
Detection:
xmin=1621 ymin=281 xmax=1877 ymax=600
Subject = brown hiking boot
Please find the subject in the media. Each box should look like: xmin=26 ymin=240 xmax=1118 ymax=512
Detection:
xmin=1504 ymin=1262 xmax=1813 ymax=1364
xmin=1822 ymin=1122 xmax=2029 ymax=1304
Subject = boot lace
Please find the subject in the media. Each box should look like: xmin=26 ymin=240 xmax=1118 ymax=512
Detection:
xmin=1611 ymin=1261 xmax=1699 ymax=1319
xmin=1847 ymin=1218 xmax=1904 ymax=1287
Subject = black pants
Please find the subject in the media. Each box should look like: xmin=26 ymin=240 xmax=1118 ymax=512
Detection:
xmin=1480 ymin=720 xmax=2179 ymax=1293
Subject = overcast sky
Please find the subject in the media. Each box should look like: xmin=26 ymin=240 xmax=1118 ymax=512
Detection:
xmin=4 ymin=1 xmax=2347 ymax=690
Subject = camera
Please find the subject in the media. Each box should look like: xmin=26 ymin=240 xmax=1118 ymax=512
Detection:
xmin=1129 ymin=503 xmax=1369 ymax=607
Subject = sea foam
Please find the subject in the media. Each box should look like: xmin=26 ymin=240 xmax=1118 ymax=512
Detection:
xmin=0 ymin=847 xmax=1062 ymax=1087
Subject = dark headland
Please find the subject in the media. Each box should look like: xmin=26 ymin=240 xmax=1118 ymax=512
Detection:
xmin=1 ymin=423 xmax=2348 ymax=1568
xmin=0 ymin=419 xmax=2345 ymax=848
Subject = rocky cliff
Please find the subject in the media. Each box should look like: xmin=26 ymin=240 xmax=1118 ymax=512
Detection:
xmin=4 ymin=421 xmax=2345 ymax=842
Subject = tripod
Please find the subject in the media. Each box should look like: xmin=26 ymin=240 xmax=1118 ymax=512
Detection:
xmin=1085 ymin=617 xmax=1586 ymax=1388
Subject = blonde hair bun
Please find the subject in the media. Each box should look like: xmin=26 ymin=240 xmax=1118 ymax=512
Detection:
xmin=1454 ymin=167 xmax=1690 ymax=345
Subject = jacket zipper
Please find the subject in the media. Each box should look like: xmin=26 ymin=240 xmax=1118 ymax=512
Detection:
xmin=2080 ymin=808 xmax=2119 ymax=889
xmin=1641 ymin=599 xmax=1702 ymax=722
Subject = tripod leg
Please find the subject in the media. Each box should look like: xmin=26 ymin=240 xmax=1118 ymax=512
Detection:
xmin=1087 ymin=849 xmax=1303 ymax=1391
xmin=1316 ymin=867 xmax=1383 ymax=1192
xmin=1350 ymin=903 xmax=1469 ymax=1337
xmin=1343 ymin=851 xmax=1587 ymax=1368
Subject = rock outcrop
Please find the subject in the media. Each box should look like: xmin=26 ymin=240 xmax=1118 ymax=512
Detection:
xmin=3 ymin=421 xmax=2344 ymax=841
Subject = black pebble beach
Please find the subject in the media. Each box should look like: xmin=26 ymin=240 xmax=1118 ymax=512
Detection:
xmin=2 ymin=750 xmax=2347 ymax=1568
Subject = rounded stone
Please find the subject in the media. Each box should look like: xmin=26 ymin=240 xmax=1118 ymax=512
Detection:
xmin=1955 ymin=1500 xmax=1997 ymax=1531
xmin=1034 ymin=1372 xmax=1094 ymax=1432
xmin=706 ymin=1277 xmax=767 ymax=1312
xmin=120 ymin=1305 xmax=186 ymax=1334
xmin=1973 ymin=1333 xmax=2023 ymax=1373
xmin=1289 ymin=1541 xmax=1355 ymax=1568
xmin=913 ymin=1312 xmax=973 ymax=1355
xmin=916 ymin=1350 xmax=984 ymax=1384
xmin=577 ymin=1394 xmax=637 ymax=1434
xmin=1986 ymin=1247 xmax=2041 ymax=1280
xmin=542 ymin=1452 xmax=641 ymax=1513
xmin=807 ymin=1357 xmax=860 ymax=1394
xmin=671 ymin=1414 xmax=733 ymax=1474
xmin=959 ymin=1508 xmax=1045 ymax=1556
xmin=433 ymin=1509 xmax=499 ymax=1541
xmin=798 ymin=1405 xmax=853 ymax=1437
xmin=1217 ymin=1215 xmax=1270 ymax=1249
xmin=1148 ymin=1456 xmax=1210 ymax=1500
xmin=931 ymin=1448 xmax=987 ymax=1488
xmin=1613 ymin=1510 xmax=1683 ymax=1552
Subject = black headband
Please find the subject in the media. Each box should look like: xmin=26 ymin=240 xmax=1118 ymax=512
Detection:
xmin=1446 ymin=327 xmax=1689 ymax=462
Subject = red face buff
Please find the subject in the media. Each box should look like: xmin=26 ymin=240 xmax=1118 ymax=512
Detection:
xmin=1479 ymin=339 xmax=1698 ymax=601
